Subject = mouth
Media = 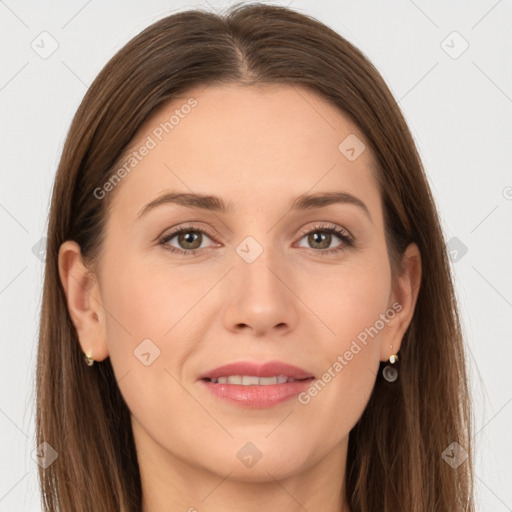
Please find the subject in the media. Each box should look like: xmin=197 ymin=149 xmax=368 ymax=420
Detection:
xmin=202 ymin=375 xmax=312 ymax=385
xmin=198 ymin=360 xmax=315 ymax=408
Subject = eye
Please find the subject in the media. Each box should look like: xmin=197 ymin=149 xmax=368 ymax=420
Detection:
xmin=158 ymin=223 xmax=354 ymax=257
xmin=296 ymin=223 xmax=354 ymax=255
xmin=159 ymin=224 xmax=217 ymax=256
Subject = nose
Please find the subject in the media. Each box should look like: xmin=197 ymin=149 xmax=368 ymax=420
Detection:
xmin=221 ymin=246 xmax=299 ymax=337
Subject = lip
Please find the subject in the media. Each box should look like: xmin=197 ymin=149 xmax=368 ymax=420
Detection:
xmin=198 ymin=360 xmax=315 ymax=409
xmin=198 ymin=360 xmax=314 ymax=380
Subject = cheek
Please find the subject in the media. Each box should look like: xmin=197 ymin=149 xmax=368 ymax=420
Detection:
xmin=303 ymin=249 xmax=392 ymax=349
xmin=298 ymin=251 xmax=391 ymax=422
xmin=98 ymin=252 xmax=213 ymax=403
xmin=98 ymin=255 xmax=200 ymax=441
xmin=96 ymin=260 xmax=162 ymax=393
xmin=100 ymin=251 xmax=202 ymax=343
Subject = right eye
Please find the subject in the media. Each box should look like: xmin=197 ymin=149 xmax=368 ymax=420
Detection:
xmin=159 ymin=225 xmax=219 ymax=256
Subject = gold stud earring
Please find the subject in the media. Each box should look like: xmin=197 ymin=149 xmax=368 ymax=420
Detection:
xmin=84 ymin=350 xmax=95 ymax=366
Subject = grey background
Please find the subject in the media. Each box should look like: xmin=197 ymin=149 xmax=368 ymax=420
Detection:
xmin=0 ymin=0 xmax=511 ymax=509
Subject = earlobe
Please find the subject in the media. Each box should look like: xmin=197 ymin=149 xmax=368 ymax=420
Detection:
xmin=380 ymin=242 xmax=422 ymax=361
xmin=58 ymin=240 xmax=109 ymax=362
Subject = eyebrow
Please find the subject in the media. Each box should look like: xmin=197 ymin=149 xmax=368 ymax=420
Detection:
xmin=136 ymin=191 xmax=372 ymax=223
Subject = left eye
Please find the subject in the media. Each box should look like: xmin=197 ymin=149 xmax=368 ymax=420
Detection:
xmin=296 ymin=227 xmax=349 ymax=251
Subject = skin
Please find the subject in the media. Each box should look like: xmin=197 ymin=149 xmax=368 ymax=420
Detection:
xmin=59 ymin=83 xmax=421 ymax=512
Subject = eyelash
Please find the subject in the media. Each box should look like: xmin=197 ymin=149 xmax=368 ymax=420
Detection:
xmin=158 ymin=223 xmax=354 ymax=257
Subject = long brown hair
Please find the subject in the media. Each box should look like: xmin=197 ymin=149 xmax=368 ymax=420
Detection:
xmin=36 ymin=3 xmax=474 ymax=510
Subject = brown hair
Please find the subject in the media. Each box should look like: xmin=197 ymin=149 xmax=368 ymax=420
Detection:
xmin=36 ymin=3 xmax=474 ymax=510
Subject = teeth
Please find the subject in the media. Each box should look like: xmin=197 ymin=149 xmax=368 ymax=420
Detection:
xmin=209 ymin=375 xmax=298 ymax=385
xmin=259 ymin=376 xmax=278 ymax=385
xmin=242 ymin=375 xmax=260 ymax=385
xmin=224 ymin=375 xmax=242 ymax=384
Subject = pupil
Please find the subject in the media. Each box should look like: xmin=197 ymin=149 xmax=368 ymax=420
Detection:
xmin=180 ymin=231 xmax=200 ymax=249
xmin=310 ymin=232 xmax=330 ymax=249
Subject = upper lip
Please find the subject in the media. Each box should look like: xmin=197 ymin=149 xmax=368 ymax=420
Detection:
xmin=198 ymin=360 xmax=315 ymax=380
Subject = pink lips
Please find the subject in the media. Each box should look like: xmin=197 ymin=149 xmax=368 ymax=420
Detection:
xmin=198 ymin=360 xmax=314 ymax=380
xmin=198 ymin=360 xmax=315 ymax=409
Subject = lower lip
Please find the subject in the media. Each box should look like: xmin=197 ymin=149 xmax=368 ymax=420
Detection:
xmin=200 ymin=378 xmax=315 ymax=408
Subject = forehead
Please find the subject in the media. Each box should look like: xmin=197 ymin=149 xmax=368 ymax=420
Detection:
xmin=108 ymin=83 xmax=380 ymax=220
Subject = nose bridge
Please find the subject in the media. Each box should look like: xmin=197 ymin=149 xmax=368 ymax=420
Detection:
xmin=234 ymin=233 xmax=285 ymax=301
xmin=222 ymin=230 xmax=298 ymax=334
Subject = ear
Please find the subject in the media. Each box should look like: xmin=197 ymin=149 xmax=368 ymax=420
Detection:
xmin=58 ymin=240 xmax=109 ymax=362
xmin=380 ymin=242 xmax=422 ymax=361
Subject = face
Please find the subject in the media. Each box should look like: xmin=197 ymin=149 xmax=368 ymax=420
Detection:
xmin=62 ymin=83 xmax=418 ymax=491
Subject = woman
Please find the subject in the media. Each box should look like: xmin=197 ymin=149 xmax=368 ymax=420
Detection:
xmin=36 ymin=3 xmax=474 ymax=511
